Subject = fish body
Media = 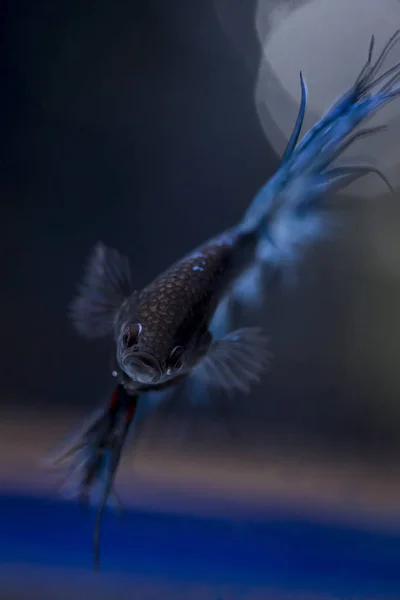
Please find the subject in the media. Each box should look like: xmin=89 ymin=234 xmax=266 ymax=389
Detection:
xmin=133 ymin=227 xmax=255 ymax=359
xmin=96 ymin=226 xmax=266 ymax=396
xmin=47 ymin=32 xmax=400 ymax=569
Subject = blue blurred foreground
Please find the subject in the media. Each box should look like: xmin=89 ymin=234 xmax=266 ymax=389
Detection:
xmin=1 ymin=492 xmax=400 ymax=599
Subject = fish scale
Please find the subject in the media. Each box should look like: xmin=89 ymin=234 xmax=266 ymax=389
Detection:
xmin=136 ymin=235 xmax=236 ymax=356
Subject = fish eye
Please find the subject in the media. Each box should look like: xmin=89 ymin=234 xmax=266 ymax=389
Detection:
xmin=167 ymin=346 xmax=184 ymax=372
xmin=122 ymin=322 xmax=142 ymax=348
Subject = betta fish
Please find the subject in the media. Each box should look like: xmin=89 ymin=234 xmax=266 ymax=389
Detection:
xmin=45 ymin=32 xmax=400 ymax=569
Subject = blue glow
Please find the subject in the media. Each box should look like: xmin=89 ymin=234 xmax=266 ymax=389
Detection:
xmin=241 ymin=32 xmax=400 ymax=270
xmin=233 ymin=263 xmax=263 ymax=307
xmin=210 ymin=295 xmax=232 ymax=339
xmin=1 ymin=492 xmax=400 ymax=597
xmin=189 ymin=251 xmax=206 ymax=260
xmin=192 ymin=266 xmax=204 ymax=272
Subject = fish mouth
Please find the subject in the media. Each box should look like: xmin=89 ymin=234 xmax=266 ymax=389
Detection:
xmin=120 ymin=350 xmax=162 ymax=385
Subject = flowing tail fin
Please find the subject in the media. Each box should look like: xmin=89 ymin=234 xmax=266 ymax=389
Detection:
xmin=240 ymin=31 xmax=400 ymax=266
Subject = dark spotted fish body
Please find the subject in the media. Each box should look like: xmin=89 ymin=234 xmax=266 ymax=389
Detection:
xmin=45 ymin=32 xmax=400 ymax=569
xmin=135 ymin=228 xmax=255 ymax=361
xmin=99 ymin=224 xmax=266 ymax=396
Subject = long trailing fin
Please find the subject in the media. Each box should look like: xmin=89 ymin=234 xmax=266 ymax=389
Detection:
xmin=42 ymin=385 xmax=138 ymax=571
xmin=322 ymin=165 xmax=394 ymax=194
xmin=93 ymin=408 xmax=133 ymax=570
xmin=239 ymin=30 xmax=400 ymax=265
xmin=281 ymin=72 xmax=307 ymax=164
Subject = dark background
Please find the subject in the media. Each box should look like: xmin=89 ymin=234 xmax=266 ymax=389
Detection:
xmin=3 ymin=0 xmax=400 ymax=458
xmin=1 ymin=0 xmax=274 ymax=407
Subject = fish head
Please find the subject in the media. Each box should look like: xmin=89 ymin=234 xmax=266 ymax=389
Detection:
xmin=116 ymin=320 xmax=202 ymax=387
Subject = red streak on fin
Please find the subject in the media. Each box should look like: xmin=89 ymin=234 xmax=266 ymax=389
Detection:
xmin=109 ymin=385 xmax=121 ymax=410
xmin=125 ymin=398 xmax=138 ymax=422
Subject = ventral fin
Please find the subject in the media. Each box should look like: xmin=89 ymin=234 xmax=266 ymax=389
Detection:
xmin=192 ymin=327 xmax=270 ymax=396
xmin=69 ymin=242 xmax=134 ymax=339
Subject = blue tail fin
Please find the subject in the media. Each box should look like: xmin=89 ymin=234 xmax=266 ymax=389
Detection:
xmin=240 ymin=31 xmax=400 ymax=266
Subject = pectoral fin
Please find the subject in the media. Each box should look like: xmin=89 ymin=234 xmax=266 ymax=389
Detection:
xmin=192 ymin=327 xmax=270 ymax=396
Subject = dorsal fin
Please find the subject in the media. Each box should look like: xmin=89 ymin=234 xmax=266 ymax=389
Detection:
xmin=68 ymin=242 xmax=133 ymax=339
